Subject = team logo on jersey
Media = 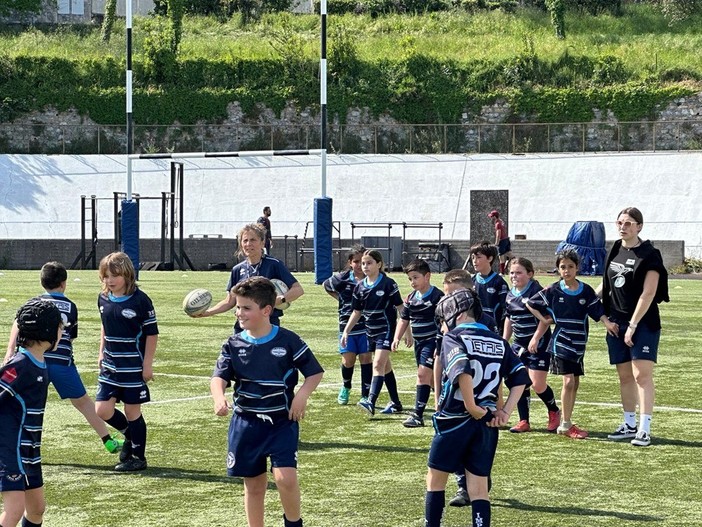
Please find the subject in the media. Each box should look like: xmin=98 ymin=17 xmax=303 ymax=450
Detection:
xmin=237 ymin=348 xmax=248 ymax=357
xmin=579 ymin=299 xmax=586 ymax=305
xmin=558 ymin=297 xmax=564 ymax=303
xmin=487 ymin=287 xmax=495 ymax=294
xmin=256 ymin=413 xmax=274 ymax=424
xmin=271 ymin=347 xmax=287 ymax=358
xmin=227 ymin=452 xmax=236 ymax=469
xmin=140 ymin=390 xmax=147 ymax=399
xmin=37 ymin=376 xmax=44 ymax=383
xmin=121 ymin=309 xmax=137 ymax=319
xmin=375 ymin=290 xmax=385 ymax=297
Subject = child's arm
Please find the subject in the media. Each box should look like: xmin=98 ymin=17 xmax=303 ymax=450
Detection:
xmin=98 ymin=325 xmax=106 ymax=367
xmin=502 ymin=317 xmax=513 ymax=341
xmin=528 ymin=319 xmax=552 ymax=353
xmin=289 ymin=372 xmax=323 ymax=422
xmin=3 ymin=321 xmax=19 ymax=365
xmin=142 ymin=334 xmax=158 ymax=382
xmin=525 ymin=301 xmax=551 ymax=325
xmin=391 ymin=319 xmax=410 ymax=351
xmin=490 ymin=381 xmax=526 ymax=428
xmin=340 ymin=310 xmax=362 ymax=347
xmin=457 ymin=373 xmax=488 ymax=420
xmin=198 ymin=291 xmax=237 ymax=317
xmin=210 ymin=377 xmax=230 ymax=416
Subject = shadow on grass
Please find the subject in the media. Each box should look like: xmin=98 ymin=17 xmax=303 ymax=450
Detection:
xmin=45 ymin=462 xmax=282 ymax=488
xmin=494 ymin=498 xmax=662 ymax=522
xmin=299 ymin=440 xmax=427 ymax=454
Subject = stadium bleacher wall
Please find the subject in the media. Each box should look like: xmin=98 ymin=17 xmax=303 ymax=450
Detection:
xmin=0 ymin=152 xmax=699 ymax=269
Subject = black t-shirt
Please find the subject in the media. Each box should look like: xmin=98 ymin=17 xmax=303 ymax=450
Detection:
xmin=603 ymin=240 xmax=669 ymax=331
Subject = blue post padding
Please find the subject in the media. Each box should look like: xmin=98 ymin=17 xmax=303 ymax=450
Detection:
xmin=121 ymin=200 xmax=140 ymax=277
xmin=313 ymin=197 xmax=333 ymax=284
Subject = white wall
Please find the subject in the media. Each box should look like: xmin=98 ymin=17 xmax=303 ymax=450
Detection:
xmin=0 ymin=152 xmax=700 ymax=257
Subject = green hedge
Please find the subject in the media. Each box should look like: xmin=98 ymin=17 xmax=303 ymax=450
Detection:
xmin=0 ymin=53 xmax=695 ymax=125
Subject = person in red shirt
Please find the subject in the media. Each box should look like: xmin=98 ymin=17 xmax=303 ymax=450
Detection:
xmin=488 ymin=210 xmax=513 ymax=275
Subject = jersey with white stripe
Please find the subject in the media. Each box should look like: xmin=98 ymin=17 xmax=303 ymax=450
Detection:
xmin=400 ymin=286 xmax=444 ymax=341
xmin=323 ymin=270 xmax=366 ymax=335
xmin=98 ymin=289 xmax=159 ymax=388
xmin=527 ymin=280 xmax=604 ymax=361
xmin=435 ymin=323 xmax=529 ymax=433
xmin=226 ymin=255 xmax=298 ymax=325
xmin=212 ymin=326 xmax=324 ymax=421
xmin=504 ymin=280 xmax=551 ymax=350
xmin=39 ymin=292 xmax=78 ymax=366
xmin=0 ymin=349 xmax=49 ymax=475
xmin=473 ymin=272 xmax=509 ymax=326
xmin=351 ymin=274 xmax=404 ymax=339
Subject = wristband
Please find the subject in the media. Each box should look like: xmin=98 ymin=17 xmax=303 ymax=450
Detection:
xmin=281 ymin=296 xmax=287 ymax=304
xmin=628 ymin=321 xmax=637 ymax=329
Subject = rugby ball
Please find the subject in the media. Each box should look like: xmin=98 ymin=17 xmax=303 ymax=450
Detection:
xmin=183 ymin=288 xmax=212 ymax=317
xmin=270 ymin=279 xmax=291 ymax=310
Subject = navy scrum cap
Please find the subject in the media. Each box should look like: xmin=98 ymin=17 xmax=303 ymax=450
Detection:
xmin=16 ymin=298 xmax=62 ymax=343
xmin=435 ymin=288 xmax=482 ymax=330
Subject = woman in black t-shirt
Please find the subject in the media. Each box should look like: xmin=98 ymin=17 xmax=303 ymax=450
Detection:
xmin=598 ymin=207 xmax=669 ymax=448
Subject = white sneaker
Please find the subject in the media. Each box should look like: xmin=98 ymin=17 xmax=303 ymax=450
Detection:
xmin=631 ymin=430 xmax=651 ymax=447
xmin=607 ymin=423 xmax=637 ymax=440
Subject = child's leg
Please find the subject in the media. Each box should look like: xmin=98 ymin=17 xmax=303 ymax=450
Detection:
xmin=124 ymin=403 xmax=147 ymax=460
xmin=273 ymin=467 xmax=302 ymax=525
xmin=414 ymin=365 xmax=433 ymax=418
xmin=560 ymin=374 xmax=578 ymax=424
xmin=467 ymin=472 xmax=491 ymax=527
xmin=368 ymin=349 xmax=390 ymax=406
xmin=531 ymin=370 xmax=559 ymax=411
xmin=515 ymin=389 xmax=531 ymax=423
xmin=425 ymin=468 xmax=450 ymax=527
xmin=22 ymin=487 xmax=45 ymax=525
xmin=358 ymin=352 xmax=373 ymax=399
xmin=1 ymin=491 xmax=26 ymax=527
xmin=71 ymin=394 xmax=112 ymax=439
xmin=243 ymin=473 xmax=268 ymax=527
xmin=383 ymin=357 xmax=401 ymax=406
xmin=339 ymin=352 xmax=356 ymax=389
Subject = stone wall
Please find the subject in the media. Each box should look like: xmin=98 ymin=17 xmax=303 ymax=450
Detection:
xmin=0 ymin=237 xmax=685 ymax=273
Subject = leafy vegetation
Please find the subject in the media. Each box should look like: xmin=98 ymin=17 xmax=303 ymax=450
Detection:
xmin=0 ymin=4 xmax=701 ymax=125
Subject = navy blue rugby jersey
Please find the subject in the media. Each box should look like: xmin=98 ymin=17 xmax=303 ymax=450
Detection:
xmin=39 ymin=292 xmax=79 ymax=366
xmin=473 ymin=272 xmax=509 ymax=326
xmin=434 ymin=323 xmax=529 ymax=434
xmin=400 ymin=286 xmax=444 ymax=341
xmin=0 ymin=349 xmax=50 ymax=475
xmin=212 ymin=326 xmax=324 ymax=420
xmin=323 ymin=270 xmax=366 ymax=335
xmin=98 ymin=289 xmax=159 ymax=389
xmin=504 ymin=280 xmax=551 ymax=350
xmin=528 ymin=280 xmax=604 ymax=361
xmin=351 ymin=274 xmax=404 ymax=339
xmin=226 ymin=255 xmax=298 ymax=325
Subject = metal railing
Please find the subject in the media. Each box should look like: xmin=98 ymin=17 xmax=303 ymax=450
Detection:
xmin=1 ymin=120 xmax=701 ymax=155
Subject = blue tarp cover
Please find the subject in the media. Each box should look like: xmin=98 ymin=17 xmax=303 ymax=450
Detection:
xmin=555 ymin=221 xmax=606 ymax=276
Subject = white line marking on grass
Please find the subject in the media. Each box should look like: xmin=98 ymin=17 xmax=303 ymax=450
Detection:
xmin=146 ymin=395 xmax=212 ymax=405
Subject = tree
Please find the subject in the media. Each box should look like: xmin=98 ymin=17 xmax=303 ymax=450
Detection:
xmin=546 ymin=0 xmax=566 ymax=39
xmin=656 ymin=0 xmax=701 ymax=23
xmin=0 ymin=0 xmax=42 ymax=16
xmin=101 ymin=0 xmax=117 ymax=42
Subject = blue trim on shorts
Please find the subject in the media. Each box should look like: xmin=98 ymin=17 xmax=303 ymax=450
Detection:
xmin=48 ymin=362 xmax=87 ymax=399
xmin=607 ymin=319 xmax=660 ymax=364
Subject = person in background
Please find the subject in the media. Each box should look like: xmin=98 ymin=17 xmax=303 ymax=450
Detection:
xmin=257 ymin=206 xmax=273 ymax=254
xmin=487 ymin=210 xmax=513 ymax=275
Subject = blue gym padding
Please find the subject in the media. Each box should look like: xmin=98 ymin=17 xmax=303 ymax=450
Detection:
xmin=313 ymin=197 xmax=333 ymax=284
xmin=556 ymin=221 xmax=606 ymax=275
xmin=121 ymin=200 xmax=140 ymax=277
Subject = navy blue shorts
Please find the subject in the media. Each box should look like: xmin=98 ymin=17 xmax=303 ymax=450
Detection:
xmin=339 ymin=333 xmax=369 ymax=355
xmin=96 ymin=382 xmax=150 ymax=404
xmin=414 ymin=339 xmax=436 ymax=368
xmin=227 ymin=413 xmax=299 ymax=478
xmin=550 ymin=355 xmax=584 ymax=377
xmin=0 ymin=469 xmax=42 ymax=492
xmin=607 ymin=319 xmax=660 ymax=364
xmin=48 ymin=362 xmax=87 ymax=399
xmin=368 ymin=335 xmax=392 ymax=352
xmin=427 ymin=418 xmax=498 ymax=477
xmin=498 ymin=238 xmax=512 ymax=256
xmin=512 ymin=343 xmax=550 ymax=372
